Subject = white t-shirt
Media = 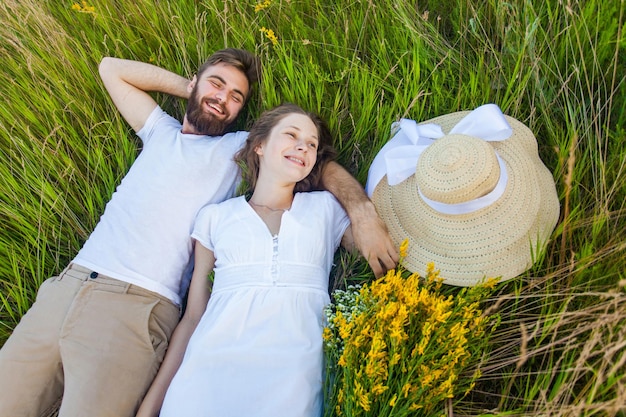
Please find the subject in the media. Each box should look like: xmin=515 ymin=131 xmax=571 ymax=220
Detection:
xmin=73 ymin=106 xmax=247 ymax=304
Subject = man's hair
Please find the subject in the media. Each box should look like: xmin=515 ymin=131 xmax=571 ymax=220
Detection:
xmin=235 ymin=103 xmax=336 ymax=195
xmin=197 ymin=48 xmax=261 ymax=92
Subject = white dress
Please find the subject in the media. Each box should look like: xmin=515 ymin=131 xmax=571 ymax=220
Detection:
xmin=159 ymin=192 xmax=350 ymax=417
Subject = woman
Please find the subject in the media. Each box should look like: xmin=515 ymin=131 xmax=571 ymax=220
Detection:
xmin=137 ymin=103 xmax=353 ymax=417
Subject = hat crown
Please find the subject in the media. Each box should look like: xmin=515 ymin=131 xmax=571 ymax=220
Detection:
xmin=415 ymin=134 xmax=500 ymax=204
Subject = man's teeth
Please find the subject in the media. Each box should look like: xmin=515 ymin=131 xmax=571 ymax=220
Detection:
xmin=209 ymin=104 xmax=223 ymax=113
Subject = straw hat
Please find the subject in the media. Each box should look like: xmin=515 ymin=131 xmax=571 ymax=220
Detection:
xmin=367 ymin=104 xmax=560 ymax=286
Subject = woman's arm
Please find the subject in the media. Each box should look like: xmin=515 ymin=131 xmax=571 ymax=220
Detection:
xmin=340 ymin=225 xmax=355 ymax=251
xmin=323 ymin=161 xmax=398 ymax=277
xmin=136 ymin=242 xmax=215 ymax=417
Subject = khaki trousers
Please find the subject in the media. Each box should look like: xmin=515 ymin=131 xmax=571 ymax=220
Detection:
xmin=0 ymin=264 xmax=180 ymax=417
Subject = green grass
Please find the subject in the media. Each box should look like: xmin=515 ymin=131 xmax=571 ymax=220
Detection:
xmin=1 ymin=0 xmax=625 ymax=415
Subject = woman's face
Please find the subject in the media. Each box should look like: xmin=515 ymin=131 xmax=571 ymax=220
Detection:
xmin=255 ymin=113 xmax=319 ymax=184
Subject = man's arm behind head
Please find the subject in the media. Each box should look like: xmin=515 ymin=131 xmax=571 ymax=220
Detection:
xmin=99 ymin=57 xmax=191 ymax=133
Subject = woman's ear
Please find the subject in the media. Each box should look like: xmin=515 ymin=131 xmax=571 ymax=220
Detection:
xmin=254 ymin=145 xmax=264 ymax=156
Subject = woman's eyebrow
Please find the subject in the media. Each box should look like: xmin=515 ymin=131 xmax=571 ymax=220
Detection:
xmin=285 ymin=125 xmax=318 ymax=140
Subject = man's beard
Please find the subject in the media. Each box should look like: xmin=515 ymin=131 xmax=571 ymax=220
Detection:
xmin=185 ymin=86 xmax=232 ymax=136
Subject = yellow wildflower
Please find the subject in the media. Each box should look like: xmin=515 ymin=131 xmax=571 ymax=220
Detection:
xmin=462 ymin=302 xmax=479 ymax=320
xmin=399 ymin=238 xmax=409 ymax=259
xmin=409 ymin=403 xmax=423 ymax=411
xmin=464 ymin=380 xmax=476 ymax=396
xmin=389 ymin=324 xmax=406 ymax=343
xmin=254 ymin=0 xmax=271 ymax=12
xmin=431 ymin=298 xmax=453 ymax=323
xmin=421 ymin=370 xmax=434 ymax=387
xmin=71 ymin=1 xmax=95 ymax=14
xmin=337 ymin=353 xmax=346 ymax=367
xmin=354 ymin=381 xmax=371 ymax=411
xmin=322 ymin=327 xmax=332 ymax=341
xmin=377 ymin=301 xmax=397 ymax=321
xmin=482 ymin=276 xmax=500 ymax=289
xmin=260 ymin=27 xmax=278 ymax=46
xmin=360 ymin=323 xmax=372 ymax=338
xmin=351 ymin=334 xmax=366 ymax=349
xmin=389 ymin=352 xmax=401 ymax=366
xmin=388 ymin=393 xmax=397 ymax=407
xmin=334 ymin=312 xmax=351 ymax=339
xmin=371 ymin=384 xmax=389 ymax=395
xmin=448 ymin=322 xmax=470 ymax=341
xmin=431 ymin=368 xmax=443 ymax=382
xmin=401 ymin=382 xmax=412 ymax=398
xmin=436 ymin=375 xmax=456 ymax=398
xmin=471 ymin=315 xmax=487 ymax=330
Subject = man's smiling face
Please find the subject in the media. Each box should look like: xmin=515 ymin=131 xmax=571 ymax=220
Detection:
xmin=183 ymin=62 xmax=250 ymax=135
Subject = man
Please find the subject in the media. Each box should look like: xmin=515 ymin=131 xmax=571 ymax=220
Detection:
xmin=0 ymin=48 xmax=397 ymax=417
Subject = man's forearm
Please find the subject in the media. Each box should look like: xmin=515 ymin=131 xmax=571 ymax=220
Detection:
xmin=322 ymin=161 xmax=399 ymax=277
xmin=100 ymin=57 xmax=190 ymax=99
xmin=322 ymin=161 xmax=371 ymax=214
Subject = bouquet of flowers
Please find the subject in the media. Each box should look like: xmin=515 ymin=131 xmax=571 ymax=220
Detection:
xmin=323 ymin=240 xmax=500 ymax=416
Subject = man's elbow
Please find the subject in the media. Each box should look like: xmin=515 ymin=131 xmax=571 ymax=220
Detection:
xmin=98 ymin=56 xmax=120 ymax=81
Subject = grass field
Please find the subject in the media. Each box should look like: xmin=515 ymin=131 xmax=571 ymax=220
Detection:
xmin=1 ymin=0 xmax=624 ymax=415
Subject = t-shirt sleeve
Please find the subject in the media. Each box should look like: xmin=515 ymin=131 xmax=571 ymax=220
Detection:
xmin=136 ymin=106 xmax=180 ymax=145
xmin=191 ymin=204 xmax=220 ymax=252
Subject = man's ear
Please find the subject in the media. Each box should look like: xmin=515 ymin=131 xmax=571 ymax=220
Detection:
xmin=187 ymin=75 xmax=197 ymax=93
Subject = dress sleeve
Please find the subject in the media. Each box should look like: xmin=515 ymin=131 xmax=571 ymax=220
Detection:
xmin=324 ymin=192 xmax=351 ymax=250
xmin=191 ymin=204 xmax=220 ymax=251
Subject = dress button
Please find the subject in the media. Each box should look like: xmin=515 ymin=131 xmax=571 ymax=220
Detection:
xmin=89 ymin=271 xmax=98 ymax=279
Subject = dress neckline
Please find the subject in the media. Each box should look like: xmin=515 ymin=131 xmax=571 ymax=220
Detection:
xmin=244 ymin=195 xmax=299 ymax=238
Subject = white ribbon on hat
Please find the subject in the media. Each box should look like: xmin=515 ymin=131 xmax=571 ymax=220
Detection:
xmin=365 ymin=103 xmax=514 ymax=214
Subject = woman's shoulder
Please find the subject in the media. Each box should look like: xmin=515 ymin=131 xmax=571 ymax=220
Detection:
xmin=217 ymin=195 xmax=248 ymax=208
xmin=295 ymin=190 xmax=335 ymax=203
xmin=197 ymin=196 xmax=247 ymax=219
xmin=294 ymin=191 xmax=344 ymax=213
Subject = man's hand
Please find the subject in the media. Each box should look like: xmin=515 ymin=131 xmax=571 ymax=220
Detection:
xmin=348 ymin=199 xmax=398 ymax=277
xmin=322 ymin=161 xmax=399 ymax=277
